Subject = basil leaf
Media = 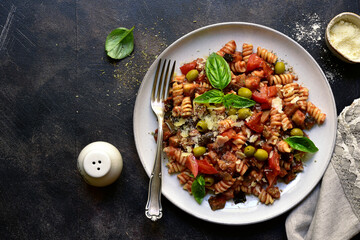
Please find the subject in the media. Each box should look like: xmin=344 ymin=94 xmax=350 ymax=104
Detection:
xmin=105 ymin=26 xmax=135 ymax=60
xmin=223 ymin=93 xmax=256 ymax=109
xmin=284 ymin=136 xmax=319 ymax=153
xmin=205 ymin=53 xmax=231 ymax=90
xmin=191 ymin=175 xmax=206 ymax=204
xmin=193 ymin=89 xmax=224 ymax=104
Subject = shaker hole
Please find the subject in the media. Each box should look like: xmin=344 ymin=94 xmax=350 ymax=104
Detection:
xmin=92 ymin=161 xmax=96 ymax=165
xmin=97 ymin=167 xmax=100 ymax=170
xmin=98 ymin=160 xmax=102 ymax=164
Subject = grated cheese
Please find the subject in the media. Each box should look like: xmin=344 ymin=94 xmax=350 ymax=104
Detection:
xmin=185 ymin=146 xmax=192 ymax=153
xmin=329 ymin=20 xmax=360 ymax=61
xmin=174 ymin=118 xmax=186 ymax=127
xmin=180 ymin=127 xmax=189 ymax=138
xmin=249 ymin=135 xmax=258 ymax=143
xmin=272 ymin=97 xmax=283 ymax=113
xmin=290 ymin=96 xmax=300 ymax=104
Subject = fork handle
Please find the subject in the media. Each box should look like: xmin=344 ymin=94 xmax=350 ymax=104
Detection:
xmin=145 ymin=116 xmax=163 ymax=221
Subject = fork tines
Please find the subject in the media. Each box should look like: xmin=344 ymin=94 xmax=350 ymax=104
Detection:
xmin=151 ymin=59 xmax=176 ymax=102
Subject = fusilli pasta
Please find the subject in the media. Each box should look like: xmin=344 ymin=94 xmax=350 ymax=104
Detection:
xmin=158 ymin=40 xmax=326 ymax=211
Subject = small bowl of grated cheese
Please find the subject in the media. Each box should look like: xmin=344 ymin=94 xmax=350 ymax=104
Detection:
xmin=325 ymin=12 xmax=360 ymax=63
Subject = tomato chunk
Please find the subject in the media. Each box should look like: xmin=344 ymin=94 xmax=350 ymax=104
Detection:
xmin=245 ymin=112 xmax=264 ymax=133
xmin=292 ymin=110 xmax=306 ymax=126
xmin=267 ymin=86 xmax=277 ymax=98
xmin=197 ymin=159 xmax=218 ymax=174
xmin=252 ymin=90 xmax=268 ymax=103
xmin=246 ymin=54 xmax=263 ymax=72
xmin=245 ymin=76 xmax=261 ymax=91
xmin=186 ymin=154 xmax=198 ymax=177
xmin=260 ymin=99 xmax=272 ymax=110
xmin=221 ymin=129 xmax=236 ymax=139
xmin=265 ymin=150 xmax=280 ymax=187
xmin=260 ymin=61 xmax=273 ymax=77
xmin=180 ymin=61 xmax=197 ymax=75
xmin=246 ymin=53 xmax=274 ymax=77
xmin=268 ymin=150 xmax=280 ymax=174
xmin=265 ymin=167 xmax=278 ymax=187
xmin=252 ymin=85 xmax=276 ymax=110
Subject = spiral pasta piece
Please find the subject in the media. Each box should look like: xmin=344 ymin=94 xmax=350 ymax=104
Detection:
xmin=183 ymin=83 xmax=198 ymax=96
xmin=163 ymin=146 xmax=189 ymax=166
xmin=177 ymin=170 xmax=192 ymax=185
xmin=218 ymin=118 xmax=235 ymax=133
xmin=181 ymin=96 xmax=192 ymax=117
xmin=232 ymin=131 xmax=247 ymax=149
xmin=307 ymin=101 xmax=326 ymax=124
xmin=172 ymin=74 xmax=185 ymax=83
xmin=258 ymin=189 xmax=274 ymax=205
xmin=246 ymin=183 xmax=262 ymax=196
xmin=242 ymin=43 xmax=253 ymax=62
xmin=214 ymin=179 xmax=235 ymax=194
xmin=297 ymin=86 xmax=309 ymax=110
xmin=216 ymin=40 xmax=236 ymax=56
xmin=269 ymin=74 xmax=295 ymax=85
xmin=251 ymin=70 xmax=265 ymax=78
xmin=198 ymin=81 xmax=211 ymax=89
xmin=282 ymin=83 xmax=300 ymax=103
xmin=277 ymin=140 xmax=292 ymax=153
xmin=172 ymin=82 xmax=184 ymax=106
xmin=257 ymin=46 xmax=277 ymax=64
xmin=281 ymin=113 xmax=293 ymax=131
xmin=167 ymin=162 xmax=186 ymax=174
xmin=230 ymin=61 xmax=246 ymax=73
xmin=235 ymin=159 xmax=248 ymax=175
xmin=183 ymin=179 xmax=194 ymax=193
xmin=270 ymin=108 xmax=282 ymax=129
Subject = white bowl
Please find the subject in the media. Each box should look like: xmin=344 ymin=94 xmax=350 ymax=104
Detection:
xmin=325 ymin=12 xmax=360 ymax=63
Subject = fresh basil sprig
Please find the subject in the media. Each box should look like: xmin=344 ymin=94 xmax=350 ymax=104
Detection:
xmin=223 ymin=94 xmax=256 ymax=108
xmin=193 ymin=89 xmax=224 ymax=104
xmin=105 ymin=26 xmax=135 ymax=60
xmin=206 ymin=53 xmax=231 ymax=90
xmin=194 ymin=52 xmax=255 ymax=108
xmin=284 ymin=136 xmax=319 ymax=153
xmin=191 ymin=175 xmax=206 ymax=204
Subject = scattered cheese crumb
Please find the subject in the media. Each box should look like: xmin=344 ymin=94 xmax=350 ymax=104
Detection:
xmin=272 ymin=97 xmax=283 ymax=113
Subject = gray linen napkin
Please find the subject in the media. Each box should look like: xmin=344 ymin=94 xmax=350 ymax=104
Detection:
xmin=286 ymin=98 xmax=360 ymax=240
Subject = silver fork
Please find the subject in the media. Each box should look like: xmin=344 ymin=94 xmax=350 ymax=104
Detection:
xmin=145 ymin=59 xmax=176 ymax=221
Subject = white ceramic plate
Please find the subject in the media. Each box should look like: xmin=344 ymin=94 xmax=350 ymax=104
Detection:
xmin=133 ymin=22 xmax=337 ymax=225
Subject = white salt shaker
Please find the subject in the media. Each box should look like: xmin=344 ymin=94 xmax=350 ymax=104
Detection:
xmin=77 ymin=141 xmax=123 ymax=187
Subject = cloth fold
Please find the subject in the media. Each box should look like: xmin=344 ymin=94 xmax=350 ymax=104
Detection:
xmin=286 ymin=99 xmax=360 ymax=240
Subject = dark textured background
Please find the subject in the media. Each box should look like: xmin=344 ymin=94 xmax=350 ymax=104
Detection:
xmin=0 ymin=0 xmax=359 ymax=239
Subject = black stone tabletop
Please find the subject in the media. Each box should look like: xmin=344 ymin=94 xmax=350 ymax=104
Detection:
xmin=1 ymin=0 xmax=359 ymax=239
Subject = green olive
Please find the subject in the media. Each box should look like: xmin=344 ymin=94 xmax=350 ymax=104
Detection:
xmin=196 ymin=120 xmax=208 ymax=132
xmin=228 ymin=108 xmax=237 ymax=115
xmin=290 ymin=128 xmax=304 ymax=136
xmin=274 ymin=62 xmax=285 ymax=74
xmin=193 ymin=146 xmax=206 ymax=157
xmin=238 ymin=108 xmax=252 ymax=120
xmin=204 ymin=176 xmax=215 ymax=186
xmin=244 ymin=145 xmax=256 ymax=157
xmin=186 ymin=69 xmax=199 ymax=82
xmin=254 ymin=149 xmax=268 ymax=161
xmin=238 ymin=87 xmax=252 ymax=99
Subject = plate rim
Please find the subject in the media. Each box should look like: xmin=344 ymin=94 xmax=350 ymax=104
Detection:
xmin=133 ymin=21 xmax=337 ymax=225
